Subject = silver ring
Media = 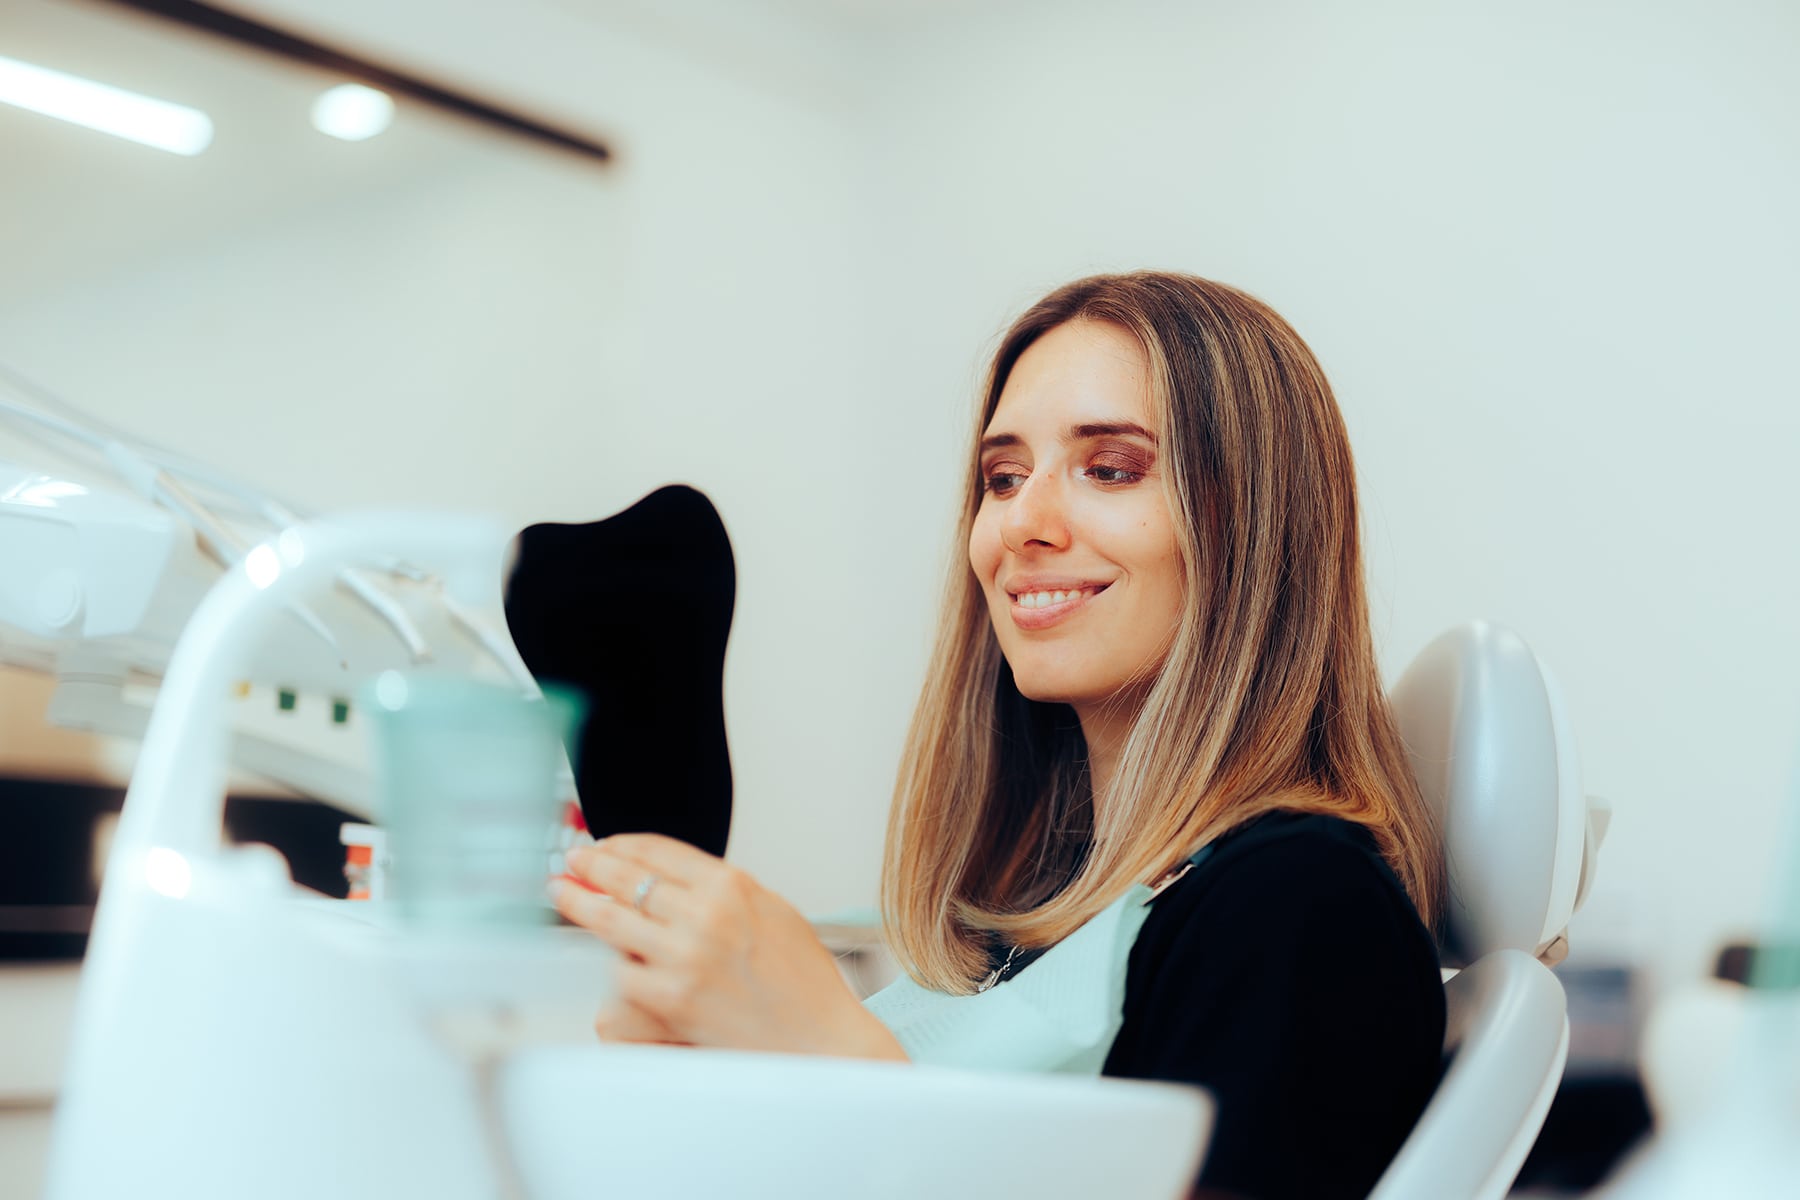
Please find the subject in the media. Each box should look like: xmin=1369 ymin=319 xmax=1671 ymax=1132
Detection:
xmin=631 ymin=873 xmax=659 ymax=915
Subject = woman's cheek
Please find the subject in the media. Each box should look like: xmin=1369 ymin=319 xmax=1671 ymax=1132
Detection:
xmin=968 ymin=511 xmax=1002 ymax=580
xmin=967 ymin=506 xmax=991 ymax=558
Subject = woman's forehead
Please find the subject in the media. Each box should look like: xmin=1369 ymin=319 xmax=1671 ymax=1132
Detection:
xmin=987 ymin=320 xmax=1155 ymax=436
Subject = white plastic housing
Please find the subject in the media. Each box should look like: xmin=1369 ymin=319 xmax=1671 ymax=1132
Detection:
xmin=1390 ymin=621 xmax=1587 ymax=965
xmin=0 ymin=459 xmax=183 ymax=641
xmin=506 ymin=1045 xmax=1211 ymax=1199
xmin=45 ymin=513 xmax=542 ymax=1199
xmin=1371 ymin=949 xmax=1570 ymax=1200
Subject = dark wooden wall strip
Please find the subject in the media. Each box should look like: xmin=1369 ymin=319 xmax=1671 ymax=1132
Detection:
xmin=97 ymin=0 xmax=615 ymax=165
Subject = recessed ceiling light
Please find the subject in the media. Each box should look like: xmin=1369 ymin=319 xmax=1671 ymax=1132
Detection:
xmin=311 ymin=83 xmax=393 ymax=142
xmin=0 ymin=54 xmax=212 ymax=155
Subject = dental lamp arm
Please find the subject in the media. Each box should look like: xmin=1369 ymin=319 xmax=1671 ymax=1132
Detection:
xmin=0 ymin=367 xmax=513 ymax=679
xmin=0 ymin=368 xmax=537 ymax=809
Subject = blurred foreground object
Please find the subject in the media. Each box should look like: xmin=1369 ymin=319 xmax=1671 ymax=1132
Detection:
xmin=41 ymin=512 xmax=618 ymax=1199
xmin=1599 ymin=753 xmax=1800 ymax=1199
xmin=1599 ymin=985 xmax=1800 ymax=1198
xmin=362 ymin=672 xmax=580 ymax=927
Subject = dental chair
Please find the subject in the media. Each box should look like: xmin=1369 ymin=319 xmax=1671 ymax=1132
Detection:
xmin=1372 ymin=621 xmax=1608 ymax=1200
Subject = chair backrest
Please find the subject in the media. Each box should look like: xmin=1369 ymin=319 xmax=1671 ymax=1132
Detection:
xmin=1371 ymin=621 xmax=1591 ymax=1200
xmin=1372 ymin=950 xmax=1569 ymax=1200
xmin=1390 ymin=621 xmax=1588 ymax=967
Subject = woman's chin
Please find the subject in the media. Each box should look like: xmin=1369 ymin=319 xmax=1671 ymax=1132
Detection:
xmin=1009 ymin=671 xmax=1101 ymax=709
xmin=1009 ymin=665 xmax=1156 ymax=722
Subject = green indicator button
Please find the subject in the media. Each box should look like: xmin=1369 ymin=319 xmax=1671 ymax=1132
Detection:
xmin=277 ymin=688 xmax=298 ymax=712
xmin=331 ymin=698 xmax=351 ymax=725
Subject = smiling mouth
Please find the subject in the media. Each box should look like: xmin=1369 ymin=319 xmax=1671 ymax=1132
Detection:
xmin=1009 ymin=585 xmax=1109 ymax=609
xmin=1005 ymin=583 xmax=1111 ymax=628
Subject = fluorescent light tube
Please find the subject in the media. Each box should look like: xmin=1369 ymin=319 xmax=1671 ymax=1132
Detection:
xmin=0 ymin=54 xmax=213 ymax=155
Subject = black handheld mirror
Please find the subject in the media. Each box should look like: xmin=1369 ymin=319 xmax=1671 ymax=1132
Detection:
xmin=504 ymin=485 xmax=735 ymax=856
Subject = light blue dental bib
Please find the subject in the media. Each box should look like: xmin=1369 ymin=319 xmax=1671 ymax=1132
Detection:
xmin=863 ymin=884 xmax=1156 ymax=1075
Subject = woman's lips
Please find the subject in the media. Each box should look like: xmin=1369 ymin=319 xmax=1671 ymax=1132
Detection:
xmin=1008 ymin=584 xmax=1109 ymax=630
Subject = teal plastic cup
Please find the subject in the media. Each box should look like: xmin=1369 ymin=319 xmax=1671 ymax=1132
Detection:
xmin=360 ymin=672 xmax=583 ymax=927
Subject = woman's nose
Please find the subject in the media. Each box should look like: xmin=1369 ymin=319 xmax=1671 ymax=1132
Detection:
xmin=1001 ymin=471 xmax=1071 ymax=554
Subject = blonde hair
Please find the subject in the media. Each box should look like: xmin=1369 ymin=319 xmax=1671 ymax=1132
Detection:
xmin=881 ymin=271 xmax=1443 ymax=993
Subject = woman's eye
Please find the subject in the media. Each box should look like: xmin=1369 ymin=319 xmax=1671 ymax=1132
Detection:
xmin=984 ymin=471 xmax=1026 ymax=495
xmin=1081 ymin=464 xmax=1145 ymax=485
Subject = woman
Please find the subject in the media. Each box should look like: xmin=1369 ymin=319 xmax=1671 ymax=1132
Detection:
xmin=551 ymin=272 xmax=1447 ymax=1199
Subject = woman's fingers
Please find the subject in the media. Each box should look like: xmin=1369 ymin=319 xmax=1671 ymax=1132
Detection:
xmin=564 ymin=846 xmax=694 ymax=925
xmin=587 ymin=833 xmax=724 ymax=889
xmin=615 ymin=957 xmax=706 ymax=1030
xmin=565 ymin=833 xmax=741 ymax=925
xmin=561 ymin=848 xmax=889 ymax=1058
xmin=550 ymin=875 xmax=681 ymax=962
xmin=593 ymin=995 xmax=684 ymax=1045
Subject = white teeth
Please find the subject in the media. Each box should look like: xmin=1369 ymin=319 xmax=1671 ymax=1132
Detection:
xmin=1016 ymin=589 xmax=1087 ymax=609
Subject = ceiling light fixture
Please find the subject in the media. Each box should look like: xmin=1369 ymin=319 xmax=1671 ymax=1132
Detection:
xmin=0 ymin=54 xmax=213 ymax=155
xmin=310 ymin=83 xmax=394 ymax=142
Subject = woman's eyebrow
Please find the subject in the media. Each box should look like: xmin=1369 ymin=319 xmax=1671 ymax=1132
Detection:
xmin=1069 ymin=421 xmax=1157 ymax=443
xmin=979 ymin=423 xmax=1157 ymax=455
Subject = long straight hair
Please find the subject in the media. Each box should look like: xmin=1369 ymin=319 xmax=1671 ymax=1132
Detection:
xmin=881 ymin=272 xmax=1443 ymax=993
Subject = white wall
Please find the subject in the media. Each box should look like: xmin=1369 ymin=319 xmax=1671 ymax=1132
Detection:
xmin=854 ymin=0 xmax=1800 ymax=986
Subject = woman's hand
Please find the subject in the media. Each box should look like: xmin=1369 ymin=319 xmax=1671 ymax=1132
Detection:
xmin=550 ymin=833 xmax=907 ymax=1061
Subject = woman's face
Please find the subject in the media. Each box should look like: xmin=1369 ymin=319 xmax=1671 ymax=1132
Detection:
xmin=969 ymin=320 xmax=1185 ymax=716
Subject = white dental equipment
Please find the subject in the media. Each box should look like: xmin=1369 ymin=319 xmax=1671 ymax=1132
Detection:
xmin=0 ymin=363 xmax=532 ymax=811
xmin=7 ymin=373 xmax=1210 ymax=1199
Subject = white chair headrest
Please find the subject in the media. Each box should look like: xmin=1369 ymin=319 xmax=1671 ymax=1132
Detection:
xmin=1390 ymin=621 xmax=1588 ymax=967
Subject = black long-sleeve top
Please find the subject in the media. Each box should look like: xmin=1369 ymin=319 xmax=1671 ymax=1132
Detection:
xmin=1100 ymin=813 xmax=1446 ymax=1200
